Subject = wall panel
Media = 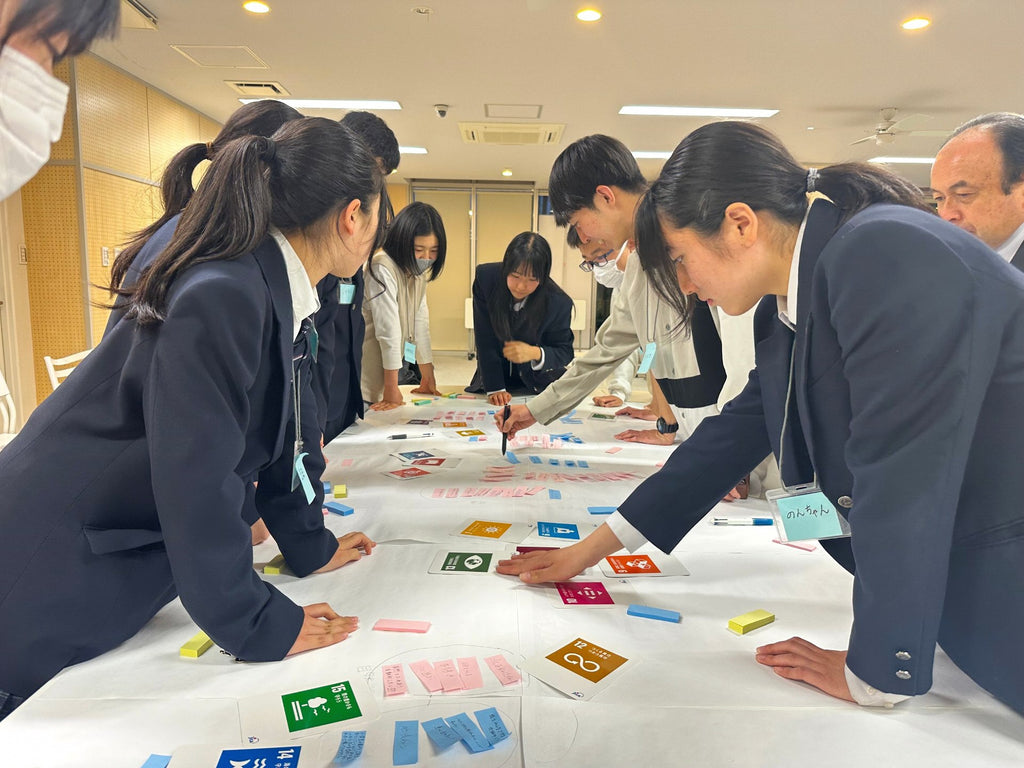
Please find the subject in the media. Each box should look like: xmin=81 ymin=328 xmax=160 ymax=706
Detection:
xmin=76 ymin=56 xmax=151 ymax=178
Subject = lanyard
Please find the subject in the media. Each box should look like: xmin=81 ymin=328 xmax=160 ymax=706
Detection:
xmin=776 ymin=330 xmax=817 ymax=492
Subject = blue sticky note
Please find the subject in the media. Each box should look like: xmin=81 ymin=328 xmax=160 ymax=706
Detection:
xmin=588 ymin=506 xmax=616 ymax=515
xmin=774 ymin=492 xmax=844 ymax=541
xmin=215 ymin=748 xmax=300 ymax=768
xmin=470 ymin=436 xmax=479 ymax=442
xmin=421 ymin=717 xmax=461 ymax=750
xmin=627 ymin=604 xmax=681 ymax=623
xmin=529 ymin=455 xmax=542 ymax=464
xmin=445 ymin=713 xmax=493 ymax=754
xmin=548 ymin=489 xmax=561 ymax=500
xmin=338 ymin=282 xmax=356 ymax=305
xmin=393 ymin=720 xmax=419 ymax=766
xmin=548 ymin=459 xmax=559 ymax=466
xmin=637 ymin=341 xmax=657 ymax=375
xmin=473 ymin=707 xmax=510 ymax=745
xmin=565 ymin=460 xmax=576 ymax=467
xmin=323 ymin=481 xmax=333 ymax=494
xmin=578 ymin=460 xmax=589 ymax=468
xmin=324 ymin=502 xmax=354 ymax=516
xmin=505 ymin=451 xmax=520 ymax=464
xmin=537 ymin=521 xmax=580 ymax=540
xmin=140 ymin=757 xmax=171 ymax=768
xmin=403 ymin=341 xmax=417 ymax=365
xmin=291 ymin=452 xmax=315 ymax=504
xmin=335 ymin=731 xmax=366 ymax=764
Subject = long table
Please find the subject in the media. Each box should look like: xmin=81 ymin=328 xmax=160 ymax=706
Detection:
xmin=1 ymin=398 xmax=1021 ymax=767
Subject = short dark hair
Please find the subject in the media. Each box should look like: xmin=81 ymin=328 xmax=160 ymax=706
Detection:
xmin=1 ymin=0 xmax=120 ymax=59
xmin=946 ymin=112 xmax=1024 ymax=194
xmin=383 ymin=201 xmax=446 ymax=281
xmin=112 ymin=100 xmax=303 ymax=291
xmin=566 ymin=226 xmax=582 ymax=249
xmin=547 ymin=134 xmax=646 ymax=226
xmin=340 ymin=111 xmax=401 ymax=174
xmin=635 ymin=121 xmax=930 ymax=327
xmin=125 ymin=118 xmax=385 ymax=324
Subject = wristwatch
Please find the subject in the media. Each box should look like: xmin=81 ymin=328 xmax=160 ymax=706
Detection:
xmin=656 ymin=417 xmax=679 ymax=435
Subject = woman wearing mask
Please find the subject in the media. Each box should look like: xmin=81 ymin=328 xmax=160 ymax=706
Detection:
xmin=0 ymin=117 xmax=384 ymax=719
xmin=467 ymin=232 xmax=574 ymax=406
xmin=361 ymin=201 xmax=446 ymax=409
xmin=0 ymin=0 xmax=120 ymax=200
xmin=499 ymin=120 xmax=1024 ymax=716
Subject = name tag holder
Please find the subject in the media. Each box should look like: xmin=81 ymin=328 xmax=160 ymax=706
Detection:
xmin=766 ymin=483 xmax=851 ymax=542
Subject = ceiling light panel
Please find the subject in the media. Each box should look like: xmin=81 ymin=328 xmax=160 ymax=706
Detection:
xmin=620 ymin=105 xmax=779 ymax=118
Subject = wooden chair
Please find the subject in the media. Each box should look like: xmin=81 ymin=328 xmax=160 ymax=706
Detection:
xmin=43 ymin=348 xmax=92 ymax=391
xmin=0 ymin=366 xmax=16 ymax=449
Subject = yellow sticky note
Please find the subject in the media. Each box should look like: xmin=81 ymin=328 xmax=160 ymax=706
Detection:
xmin=180 ymin=631 xmax=213 ymax=658
xmin=263 ymin=554 xmax=291 ymax=575
xmin=333 ymin=484 xmax=348 ymax=499
xmin=728 ymin=609 xmax=775 ymax=635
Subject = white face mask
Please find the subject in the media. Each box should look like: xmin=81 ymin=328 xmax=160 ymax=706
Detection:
xmin=592 ymin=250 xmax=625 ymax=289
xmin=415 ymin=258 xmax=433 ymax=274
xmin=0 ymin=46 xmax=70 ymax=201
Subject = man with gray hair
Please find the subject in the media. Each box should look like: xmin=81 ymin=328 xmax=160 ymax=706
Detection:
xmin=931 ymin=112 xmax=1024 ymax=270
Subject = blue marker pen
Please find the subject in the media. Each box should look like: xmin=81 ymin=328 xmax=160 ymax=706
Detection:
xmin=713 ymin=517 xmax=773 ymax=526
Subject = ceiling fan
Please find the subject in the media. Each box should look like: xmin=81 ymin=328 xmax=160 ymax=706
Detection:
xmin=850 ymin=108 xmax=953 ymax=145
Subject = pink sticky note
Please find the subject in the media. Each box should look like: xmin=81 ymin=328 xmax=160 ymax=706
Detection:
xmin=487 ymin=488 xmax=504 ymax=497
xmin=773 ymin=538 xmax=818 ymax=552
xmin=457 ymin=657 xmax=484 ymax=690
xmin=513 ymin=487 xmax=527 ymax=497
xmin=432 ymin=488 xmax=445 ymax=499
xmin=409 ymin=660 xmax=443 ymax=692
xmin=373 ymin=619 xmax=431 ymax=633
xmin=500 ymin=488 xmax=514 ymax=497
xmin=445 ymin=488 xmax=459 ymax=499
xmin=484 ymin=654 xmax=522 ymax=686
xmin=341 ymin=458 xmax=354 ymax=467
xmin=525 ymin=486 xmax=545 ymax=495
xmin=382 ymin=663 xmax=409 ymax=697
xmin=606 ymin=446 xmax=623 ymax=454
xmin=433 ymin=659 xmax=464 ymax=692
xmin=555 ymin=581 xmax=614 ymax=605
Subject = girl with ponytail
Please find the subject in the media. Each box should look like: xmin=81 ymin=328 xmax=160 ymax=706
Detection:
xmin=499 ymin=120 xmax=1024 ymax=717
xmin=0 ymin=117 xmax=387 ymax=712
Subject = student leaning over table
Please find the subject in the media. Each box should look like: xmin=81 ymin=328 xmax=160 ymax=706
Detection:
xmin=0 ymin=117 xmax=385 ymax=720
xmin=498 ymin=121 xmax=1024 ymax=717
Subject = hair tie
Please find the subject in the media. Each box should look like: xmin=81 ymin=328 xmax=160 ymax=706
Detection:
xmin=205 ymin=142 xmax=214 ymax=160
xmin=806 ymin=167 xmax=820 ymax=193
xmin=263 ymin=138 xmax=278 ymax=164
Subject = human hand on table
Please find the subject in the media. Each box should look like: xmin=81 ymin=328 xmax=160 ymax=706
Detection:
xmin=755 ymin=636 xmax=855 ymax=703
xmin=614 ymin=428 xmax=674 ymax=445
xmin=314 ymin=532 xmax=376 ymax=574
xmin=615 ymin=405 xmax=657 ymax=421
xmin=488 ymin=390 xmax=512 ymax=407
xmin=495 ymin=404 xmax=536 ymax=439
xmin=286 ymin=603 xmax=359 ymax=656
xmin=720 ymin=475 xmax=750 ymax=503
xmin=503 ymin=341 xmax=541 ymax=364
xmin=371 ymin=384 xmax=404 ymax=411
xmin=411 ymin=382 xmax=442 ymax=396
xmin=496 ymin=545 xmax=592 ymax=584
xmin=593 ymin=394 xmax=624 ymax=408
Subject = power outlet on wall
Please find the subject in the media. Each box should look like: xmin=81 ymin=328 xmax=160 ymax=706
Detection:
xmin=101 ymin=246 xmax=110 ymax=267
xmin=19 ymin=245 xmax=27 ymax=265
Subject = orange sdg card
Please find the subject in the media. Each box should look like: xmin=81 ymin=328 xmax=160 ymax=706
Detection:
xmin=545 ymin=638 xmax=629 ymax=684
xmin=460 ymin=520 xmax=512 ymax=539
xmin=605 ymin=555 xmax=662 ymax=575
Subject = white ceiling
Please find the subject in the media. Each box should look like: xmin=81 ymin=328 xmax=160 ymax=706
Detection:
xmin=93 ymin=0 xmax=1024 ymax=188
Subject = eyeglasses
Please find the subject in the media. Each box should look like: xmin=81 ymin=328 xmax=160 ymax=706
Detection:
xmin=578 ymin=248 xmax=616 ymax=272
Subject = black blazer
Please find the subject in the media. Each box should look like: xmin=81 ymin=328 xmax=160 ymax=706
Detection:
xmin=617 ymin=201 xmax=1024 ymax=714
xmin=470 ymin=262 xmax=574 ymax=394
xmin=315 ymin=270 xmax=366 ymax=445
xmin=1012 ymin=238 xmax=1024 ymax=271
xmin=0 ymin=231 xmax=337 ymax=700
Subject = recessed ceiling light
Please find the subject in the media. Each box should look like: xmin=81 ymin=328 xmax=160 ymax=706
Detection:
xmin=239 ymin=98 xmax=402 ymax=110
xmin=577 ymin=9 xmax=602 ymax=22
xmin=501 ymin=168 xmax=513 ymax=177
xmin=868 ymin=156 xmax=935 ymax=164
xmin=243 ymin=1 xmax=270 ymax=13
xmin=806 ymin=126 xmax=815 ymax=131
xmin=399 ymin=146 xmax=427 ymax=155
xmin=631 ymin=151 xmax=672 ymax=160
xmin=901 ymin=17 xmax=930 ymax=30
xmin=619 ymin=105 xmax=779 ymax=118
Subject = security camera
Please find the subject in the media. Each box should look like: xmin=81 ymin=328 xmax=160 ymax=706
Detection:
xmin=434 ymin=104 xmax=449 ymax=119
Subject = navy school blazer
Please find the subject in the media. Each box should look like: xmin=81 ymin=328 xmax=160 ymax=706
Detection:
xmin=0 ymin=233 xmax=337 ymax=700
xmin=471 ymin=262 xmax=575 ymax=394
xmin=617 ymin=200 xmax=1024 ymax=714
xmin=314 ymin=270 xmax=366 ymax=445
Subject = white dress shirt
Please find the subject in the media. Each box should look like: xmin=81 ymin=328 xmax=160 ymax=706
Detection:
xmin=269 ymin=227 xmax=320 ymax=340
xmin=996 ymin=220 xmax=1024 ymax=263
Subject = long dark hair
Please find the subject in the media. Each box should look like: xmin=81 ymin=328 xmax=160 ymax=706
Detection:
xmin=488 ymin=231 xmax=568 ymax=341
xmin=0 ymin=0 xmax=120 ymax=58
xmin=110 ymin=100 xmax=303 ymax=292
xmin=635 ymin=121 xmax=932 ymax=325
xmin=123 ymin=117 xmax=385 ymax=325
xmin=382 ymin=201 xmax=446 ymax=280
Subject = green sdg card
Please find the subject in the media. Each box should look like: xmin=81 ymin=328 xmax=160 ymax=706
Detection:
xmin=239 ymin=677 xmax=378 ymax=742
xmin=429 ymin=551 xmax=496 ymax=574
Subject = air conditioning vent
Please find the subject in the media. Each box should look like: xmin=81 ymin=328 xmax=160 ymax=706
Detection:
xmin=459 ymin=122 xmax=564 ymax=146
xmin=224 ymin=81 xmax=291 ymax=98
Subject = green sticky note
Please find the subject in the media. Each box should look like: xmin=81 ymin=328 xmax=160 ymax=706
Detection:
xmin=281 ymin=681 xmax=363 ymax=733
xmin=442 ymin=552 xmax=493 ymax=572
xmin=774 ymin=492 xmax=843 ymax=541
